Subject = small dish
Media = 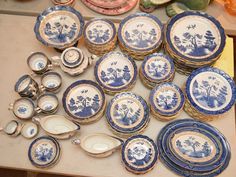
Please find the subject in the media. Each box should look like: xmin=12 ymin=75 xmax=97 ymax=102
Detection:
xmin=14 ymin=74 xmax=39 ymax=99
xmin=21 ymin=122 xmax=38 ymax=139
xmin=2 ymin=120 xmax=20 ymax=136
xmin=72 ymin=133 xmax=123 ymax=158
xmin=28 ymin=136 xmax=61 ymax=168
xmin=40 ymin=72 xmax=62 ymax=93
xmin=27 ymin=52 xmax=52 ymax=75
xmin=121 ymin=134 xmax=158 ymax=174
xmin=34 ymin=6 xmax=84 ymax=49
xmin=36 ymin=93 xmax=59 ymax=114
xmin=63 ymin=80 xmax=106 ymax=124
xmin=94 ymin=51 xmax=137 ymax=94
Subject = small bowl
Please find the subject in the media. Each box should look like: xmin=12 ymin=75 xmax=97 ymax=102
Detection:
xmin=40 ymin=72 xmax=62 ymax=93
xmin=21 ymin=122 xmax=38 ymax=139
xmin=37 ymin=93 xmax=59 ymax=114
xmin=3 ymin=120 xmax=20 ymax=135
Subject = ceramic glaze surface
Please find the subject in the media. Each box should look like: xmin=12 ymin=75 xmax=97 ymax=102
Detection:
xmin=63 ymin=80 xmax=105 ymax=120
xmin=186 ymin=67 xmax=236 ymax=115
xmin=142 ymin=53 xmax=174 ymax=81
xmin=85 ymin=19 xmax=116 ymax=45
xmin=34 ymin=6 xmax=84 ymax=49
xmin=122 ymin=135 xmax=158 ymax=173
xmin=95 ymin=52 xmax=137 ymax=91
xmin=61 ymin=47 xmax=83 ymax=68
xmin=166 ymin=11 xmax=225 ymax=62
xmin=4 ymin=121 xmax=18 ymax=135
xmin=28 ymin=137 xmax=59 ymax=167
xmin=21 ymin=122 xmax=38 ymax=138
xmin=150 ymin=83 xmax=184 ymax=115
xmin=13 ymin=99 xmax=35 ymax=119
xmin=38 ymin=95 xmax=58 ymax=112
xmin=118 ymin=13 xmax=163 ymax=51
xmin=42 ymin=74 xmax=61 ymax=89
xmin=28 ymin=53 xmax=48 ymax=71
xmin=106 ymin=92 xmax=149 ymax=133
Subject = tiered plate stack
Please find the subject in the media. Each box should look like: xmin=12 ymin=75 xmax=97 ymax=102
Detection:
xmin=165 ymin=11 xmax=226 ymax=75
xmin=157 ymin=119 xmax=231 ymax=177
xmin=149 ymin=83 xmax=185 ymax=121
xmin=84 ymin=18 xmax=117 ymax=55
xmin=81 ymin=0 xmax=138 ymax=15
xmin=139 ymin=53 xmax=175 ymax=89
xmin=118 ymin=13 xmax=164 ymax=60
xmin=184 ymin=67 xmax=236 ymax=121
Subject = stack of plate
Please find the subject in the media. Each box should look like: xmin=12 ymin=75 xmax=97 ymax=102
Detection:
xmin=149 ymin=83 xmax=185 ymax=121
xmin=184 ymin=67 xmax=236 ymax=121
xmin=157 ymin=119 xmax=231 ymax=177
xmin=81 ymin=0 xmax=138 ymax=16
xmin=28 ymin=136 xmax=61 ymax=168
xmin=94 ymin=51 xmax=137 ymax=95
xmin=139 ymin=53 xmax=175 ymax=89
xmin=84 ymin=18 xmax=117 ymax=55
xmin=118 ymin=13 xmax=163 ymax=60
xmin=106 ymin=92 xmax=150 ymax=137
xmin=165 ymin=11 xmax=226 ymax=75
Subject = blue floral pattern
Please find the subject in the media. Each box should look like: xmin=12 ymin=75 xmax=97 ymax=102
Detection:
xmin=100 ymin=62 xmax=131 ymax=87
xmin=192 ymin=76 xmax=228 ymax=109
xmin=176 ymin=136 xmax=211 ymax=158
xmin=124 ymin=24 xmax=157 ymax=48
xmin=18 ymin=107 xmax=27 ymax=114
xmin=156 ymin=90 xmax=178 ymax=110
xmin=67 ymin=89 xmax=100 ymax=117
xmin=44 ymin=16 xmax=77 ymax=43
xmin=174 ymin=25 xmax=217 ymax=57
xmin=35 ymin=144 xmax=54 ymax=162
xmin=127 ymin=142 xmax=152 ymax=166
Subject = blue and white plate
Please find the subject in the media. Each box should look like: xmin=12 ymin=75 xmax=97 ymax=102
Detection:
xmin=28 ymin=136 xmax=60 ymax=168
xmin=141 ymin=53 xmax=175 ymax=82
xmin=122 ymin=135 xmax=158 ymax=174
xmin=94 ymin=51 xmax=137 ymax=94
xmin=84 ymin=18 xmax=116 ymax=45
xmin=165 ymin=11 xmax=226 ymax=63
xmin=106 ymin=92 xmax=149 ymax=136
xmin=149 ymin=83 xmax=185 ymax=116
xmin=62 ymin=80 xmax=105 ymax=124
xmin=34 ymin=6 xmax=84 ymax=49
xmin=186 ymin=67 xmax=236 ymax=116
xmin=118 ymin=13 xmax=163 ymax=52
xmin=157 ymin=119 xmax=231 ymax=176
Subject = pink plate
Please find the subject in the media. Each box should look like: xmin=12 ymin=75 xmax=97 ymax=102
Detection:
xmin=87 ymin=0 xmax=126 ymax=9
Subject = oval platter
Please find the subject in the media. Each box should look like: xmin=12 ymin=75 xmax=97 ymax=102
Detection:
xmin=122 ymin=135 xmax=158 ymax=174
xmin=118 ymin=13 xmax=163 ymax=52
xmin=94 ymin=51 xmax=137 ymax=94
xmin=165 ymin=11 xmax=226 ymax=63
xmin=106 ymin=92 xmax=149 ymax=137
xmin=34 ymin=6 xmax=84 ymax=49
xmin=62 ymin=80 xmax=106 ymax=124
xmin=185 ymin=67 xmax=236 ymax=116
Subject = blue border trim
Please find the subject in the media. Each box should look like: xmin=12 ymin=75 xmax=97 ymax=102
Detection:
xmin=149 ymin=82 xmax=185 ymax=116
xmin=28 ymin=136 xmax=60 ymax=168
xmin=106 ymin=92 xmax=149 ymax=133
xmin=62 ymin=80 xmax=106 ymax=120
xmin=84 ymin=18 xmax=116 ymax=45
xmin=141 ymin=53 xmax=175 ymax=82
xmin=34 ymin=6 xmax=85 ymax=49
xmin=185 ymin=67 xmax=236 ymax=115
xmin=118 ymin=13 xmax=163 ymax=52
xmin=14 ymin=74 xmax=33 ymax=93
xmin=94 ymin=51 xmax=137 ymax=92
xmin=165 ymin=11 xmax=226 ymax=63
xmin=157 ymin=119 xmax=231 ymax=177
xmin=122 ymin=135 xmax=158 ymax=173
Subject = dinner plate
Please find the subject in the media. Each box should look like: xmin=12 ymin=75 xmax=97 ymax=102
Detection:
xmin=34 ymin=6 xmax=84 ymax=49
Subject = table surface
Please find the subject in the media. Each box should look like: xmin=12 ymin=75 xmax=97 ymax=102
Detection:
xmin=0 ymin=14 xmax=235 ymax=177
xmin=0 ymin=0 xmax=236 ymax=35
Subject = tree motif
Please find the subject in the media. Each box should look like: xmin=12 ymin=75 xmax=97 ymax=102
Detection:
xmin=184 ymin=137 xmax=201 ymax=154
xmin=88 ymin=27 xmax=110 ymax=43
xmin=156 ymin=92 xmax=178 ymax=110
xmin=147 ymin=61 xmax=168 ymax=78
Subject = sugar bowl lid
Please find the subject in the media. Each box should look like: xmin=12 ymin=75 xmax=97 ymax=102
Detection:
xmin=84 ymin=18 xmax=116 ymax=45
xmin=34 ymin=6 xmax=84 ymax=49
xmin=94 ymin=51 xmax=137 ymax=93
xmin=149 ymin=83 xmax=185 ymax=116
xmin=165 ymin=11 xmax=226 ymax=63
xmin=141 ymin=53 xmax=175 ymax=82
xmin=106 ymin=92 xmax=149 ymax=136
xmin=118 ymin=13 xmax=163 ymax=52
xmin=61 ymin=47 xmax=84 ymax=68
xmin=62 ymin=80 xmax=106 ymax=123
xmin=121 ymin=135 xmax=158 ymax=174
xmin=185 ymin=67 xmax=236 ymax=115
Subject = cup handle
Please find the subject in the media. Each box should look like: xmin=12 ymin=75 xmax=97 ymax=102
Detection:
xmin=8 ymin=103 xmax=14 ymax=111
xmin=39 ymin=85 xmax=46 ymax=93
xmin=88 ymin=55 xmax=97 ymax=65
xmin=35 ymin=107 xmax=42 ymax=114
xmin=71 ymin=138 xmax=81 ymax=146
xmin=51 ymin=56 xmax=60 ymax=66
xmin=32 ymin=116 xmax=41 ymax=124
